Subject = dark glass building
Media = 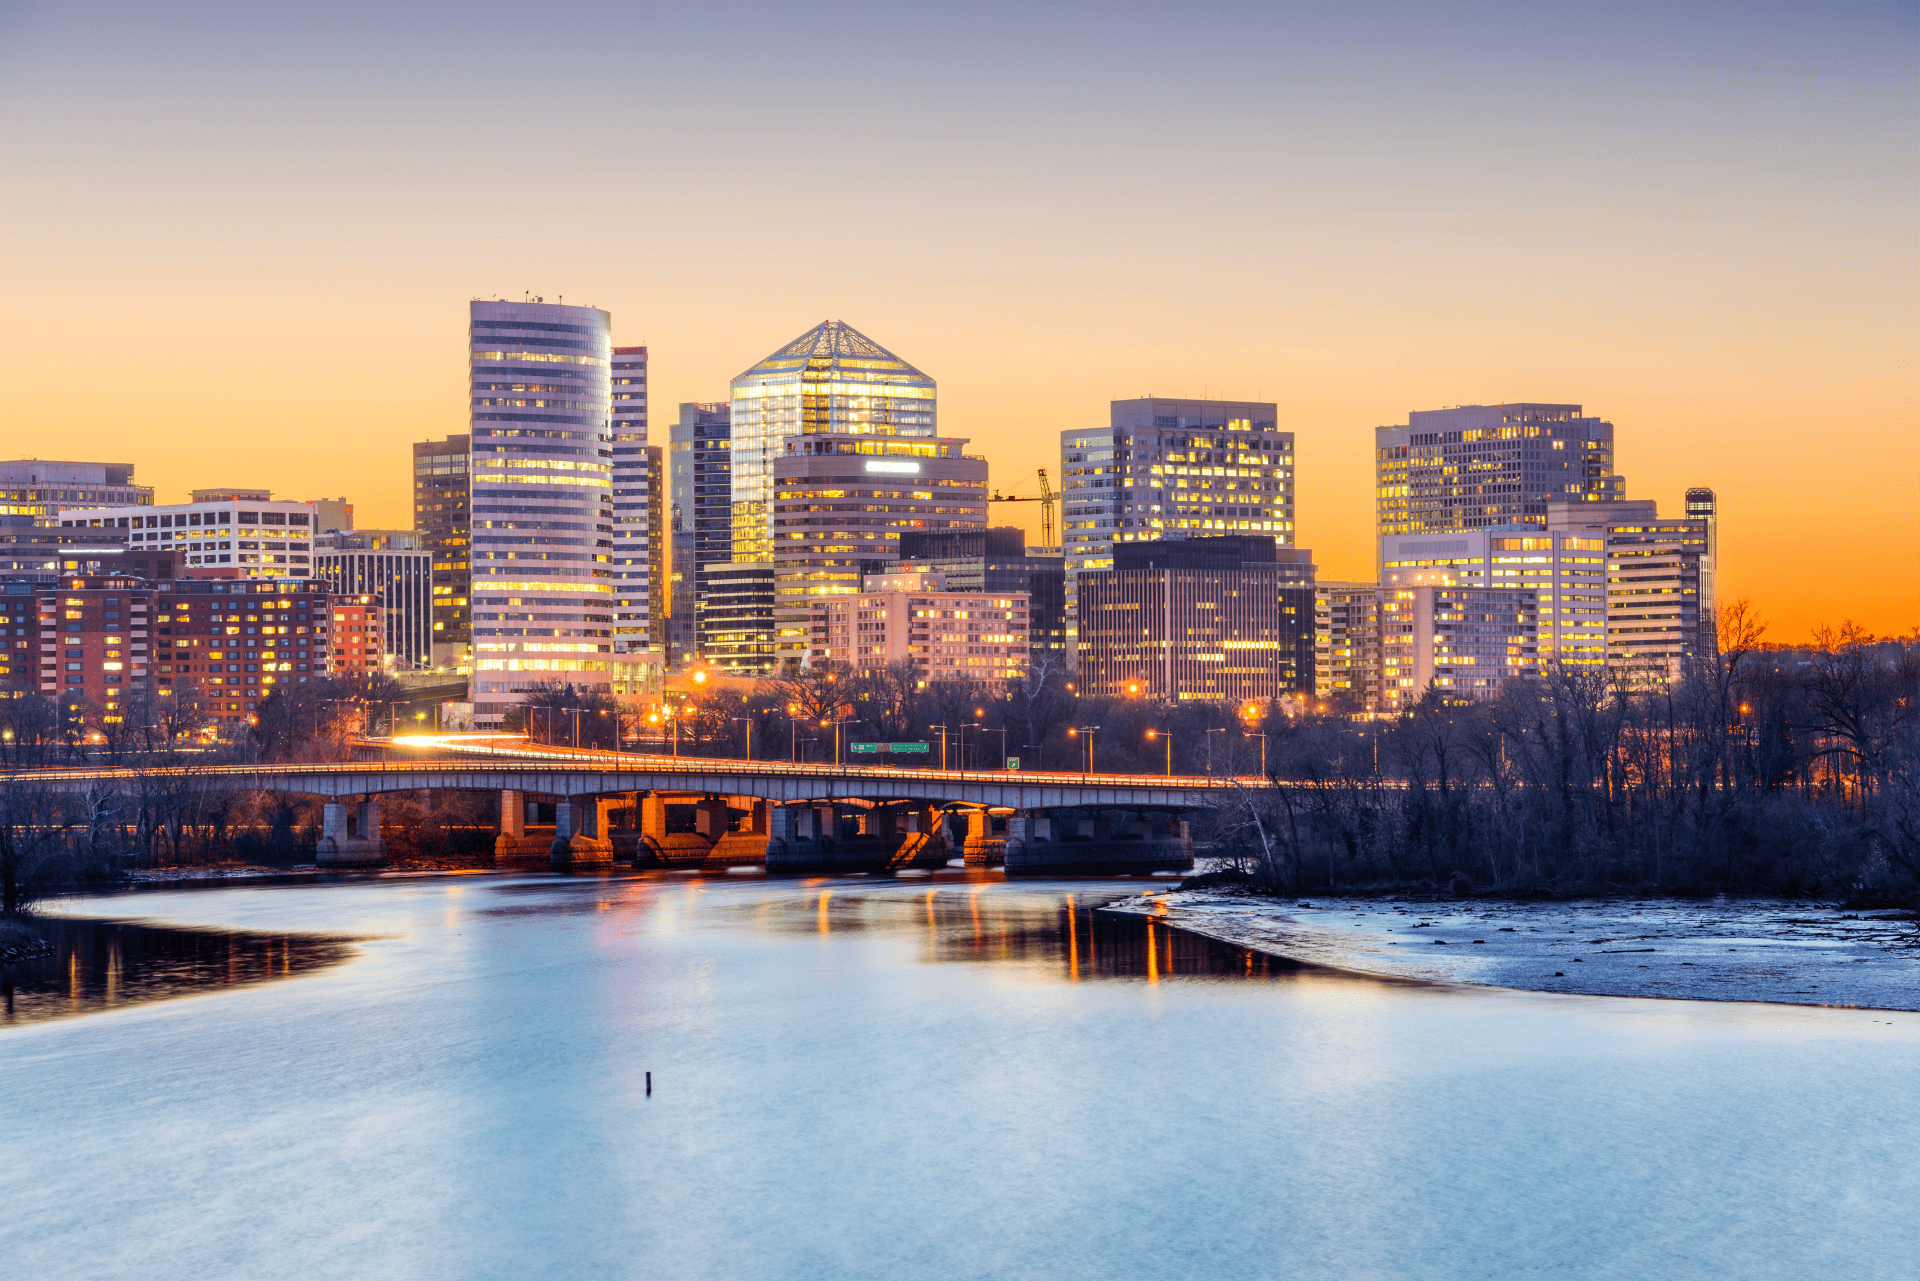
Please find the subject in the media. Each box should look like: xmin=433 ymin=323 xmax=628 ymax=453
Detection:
xmin=669 ymin=401 xmax=732 ymax=666
xmin=1076 ymin=535 xmax=1315 ymax=701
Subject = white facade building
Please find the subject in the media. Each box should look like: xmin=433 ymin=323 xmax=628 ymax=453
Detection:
xmin=467 ymin=299 xmax=616 ymax=726
xmin=58 ymin=498 xmax=316 ymax=577
xmin=1381 ymin=526 xmax=1607 ymax=668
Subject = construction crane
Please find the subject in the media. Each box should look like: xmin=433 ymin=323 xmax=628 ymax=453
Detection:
xmin=987 ymin=469 xmax=1056 ymax=546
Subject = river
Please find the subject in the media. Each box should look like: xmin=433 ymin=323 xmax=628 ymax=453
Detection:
xmin=2 ymin=872 xmax=1914 ymax=1280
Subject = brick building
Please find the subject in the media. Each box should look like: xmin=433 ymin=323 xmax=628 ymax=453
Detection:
xmin=152 ymin=579 xmax=339 ymax=722
xmin=807 ymin=570 xmax=1029 ymax=682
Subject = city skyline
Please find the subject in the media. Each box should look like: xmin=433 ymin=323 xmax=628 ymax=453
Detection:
xmin=0 ymin=4 xmax=1913 ymax=641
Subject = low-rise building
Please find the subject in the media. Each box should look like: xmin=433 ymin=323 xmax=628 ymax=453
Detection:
xmin=1075 ymin=535 xmax=1314 ymax=701
xmin=58 ymin=497 xmax=316 ymax=577
xmin=889 ymin=526 xmax=1067 ymax=674
xmin=807 ymin=570 xmax=1029 ymax=681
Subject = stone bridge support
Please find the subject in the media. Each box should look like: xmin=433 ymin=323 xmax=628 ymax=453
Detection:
xmin=495 ymin=788 xmax=556 ymax=865
xmin=961 ymin=807 xmax=1006 ymax=868
xmin=317 ymin=796 xmax=386 ymax=868
xmin=764 ymin=799 xmax=951 ymax=874
xmin=636 ymin=792 xmax=769 ymax=868
xmin=551 ymin=795 xmax=615 ymax=871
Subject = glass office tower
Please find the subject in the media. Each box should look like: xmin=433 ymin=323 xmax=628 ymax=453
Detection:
xmin=668 ymin=401 xmax=732 ymax=665
xmin=728 ymin=320 xmax=935 ymax=565
xmin=466 ymin=300 xmax=614 ymax=726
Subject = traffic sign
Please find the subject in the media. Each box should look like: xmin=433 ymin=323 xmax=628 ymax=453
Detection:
xmin=1006 ymin=757 xmax=1021 ymax=771
xmin=850 ymin=742 xmax=930 ymax=754
xmin=850 ymin=742 xmax=882 ymax=753
xmin=890 ymin=741 xmax=930 ymax=754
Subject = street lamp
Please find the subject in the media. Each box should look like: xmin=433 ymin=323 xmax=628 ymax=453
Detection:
xmin=787 ymin=703 xmax=802 ymax=762
xmin=731 ymin=716 xmax=753 ymax=761
xmin=1246 ymin=731 xmax=1267 ymax=776
xmin=1067 ymin=725 xmax=1100 ymax=775
xmin=1146 ymin=727 xmax=1171 ymax=776
xmin=928 ymin=723 xmax=951 ymax=771
xmin=822 ymin=717 xmax=853 ymax=765
xmin=1205 ymin=726 xmax=1227 ymax=773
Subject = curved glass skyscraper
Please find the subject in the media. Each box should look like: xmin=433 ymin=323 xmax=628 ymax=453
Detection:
xmin=467 ymin=300 xmax=614 ymax=725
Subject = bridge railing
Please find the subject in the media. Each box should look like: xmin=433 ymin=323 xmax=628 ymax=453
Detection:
xmin=0 ymin=742 xmax=1259 ymax=791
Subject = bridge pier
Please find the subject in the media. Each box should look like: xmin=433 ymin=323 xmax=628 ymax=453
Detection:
xmin=551 ymin=795 xmax=615 ymax=871
xmin=494 ymin=789 xmax=554 ymax=865
xmin=961 ymin=807 xmax=1005 ymax=867
xmin=764 ymin=799 xmax=951 ymax=874
xmin=1003 ymin=807 xmax=1192 ymax=876
xmin=317 ymin=796 xmax=386 ymax=868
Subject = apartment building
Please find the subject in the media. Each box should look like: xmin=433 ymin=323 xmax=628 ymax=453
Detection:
xmin=1377 ymin=585 xmax=1539 ymax=711
xmin=807 ymin=570 xmax=1029 ymax=682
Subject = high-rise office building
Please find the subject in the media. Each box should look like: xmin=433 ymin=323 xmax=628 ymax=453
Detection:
xmin=466 ymin=300 xmax=615 ymax=726
xmin=0 ymin=461 xmax=151 ymax=524
xmin=1061 ymin=398 xmax=1294 ymax=663
xmin=1074 ymin=535 xmax=1314 ymax=701
xmin=770 ymin=434 xmax=987 ymax=670
xmin=1377 ymin=586 xmax=1540 ymax=711
xmin=413 ymin=434 xmax=471 ymax=669
xmin=1380 ymin=527 xmax=1608 ymax=667
xmin=309 ymin=497 xmax=353 ymax=533
xmin=312 ymin=529 xmax=433 ymax=671
xmin=58 ymin=498 xmax=315 ymax=578
xmin=729 ymin=321 xmax=935 ymax=565
xmin=646 ymin=444 xmax=665 ymax=649
xmin=1374 ymin=404 xmax=1627 ymax=558
xmin=1548 ymin=496 xmax=1715 ymax=680
xmin=1686 ymin=487 xmax=1718 ymax=647
xmin=1315 ymin=581 xmax=1379 ymax=707
xmin=610 ymin=345 xmax=653 ymax=677
xmin=668 ymin=401 xmax=732 ymax=666
xmin=891 ymin=527 xmax=1068 ymax=675
xmin=699 ymin=561 xmax=776 ymax=674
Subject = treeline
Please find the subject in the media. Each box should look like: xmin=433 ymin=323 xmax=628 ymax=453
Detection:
xmin=0 ymin=673 xmax=478 ymax=911
xmin=1206 ymin=615 xmax=1920 ymax=902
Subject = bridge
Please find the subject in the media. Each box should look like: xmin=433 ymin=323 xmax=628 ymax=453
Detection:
xmin=9 ymin=735 xmax=1255 ymax=876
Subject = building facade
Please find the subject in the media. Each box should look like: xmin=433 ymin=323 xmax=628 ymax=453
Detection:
xmin=58 ymin=498 xmax=315 ymax=577
xmin=1376 ymin=586 xmax=1539 ymax=711
xmin=312 ymin=530 xmax=432 ymax=671
xmin=669 ymin=401 xmax=734 ymax=661
xmin=807 ymin=571 xmax=1029 ymax=682
xmin=891 ymin=526 xmax=1068 ymax=675
xmin=1374 ymin=404 xmax=1627 ymax=553
xmin=412 ymin=433 xmax=471 ymax=667
xmin=610 ymin=344 xmax=654 ymax=670
xmin=699 ymin=561 xmax=776 ymax=675
xmin=1315 ymin=581 xmax=1379 ymax=708
xmin=729 ymin=321 xmax=936 ymax=567
xmin=150 ymin=578 xmax=339 ymax=722
xmin=466 ymin=300 xmax=615 ymax=726
xmin=1381 ymin=527 xmax=1608 ymax=668
xmin=1062 ymin=398 xmax=1294 ymax=663
xmin=646 ymin=443 xmax=665 ymax=652
xmin=1074 ymin=536 xmax=1314 ymax=701
xmin=770 ymin=434 xmax=988 ymax=671
xmin=1546 ymin=496 xmax=1715 ymax=678
xmin=0 ymin=461 xmax=151 ymax=524
xmin=0 ymin=518 xmax=183 ymax=582
xmin=324 ymin=596 xmax=385 ymax=677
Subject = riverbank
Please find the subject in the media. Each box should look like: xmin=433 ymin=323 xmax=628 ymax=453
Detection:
xmin=1104 ymin=890 xmax=1920 ymax=1010
xmin=0 ymin=917 xmax=55 ymax=964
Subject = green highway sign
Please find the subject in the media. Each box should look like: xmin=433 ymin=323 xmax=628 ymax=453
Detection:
xmin=890 ymin=741 xmax=930 ymax=753
xmin=1006 ymin=757 xmax=1021 ymax=771
xmin=850 ymin=742 xmax=930 ymax=754
xmin=850 ymin=743 xmax=882 ymax=753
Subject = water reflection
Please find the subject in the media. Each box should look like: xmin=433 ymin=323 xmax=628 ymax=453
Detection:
xmin=1 ymin=919 xmax=360 ymax=1027
xmin=777 ymin=885 xmax=1314 ymax=983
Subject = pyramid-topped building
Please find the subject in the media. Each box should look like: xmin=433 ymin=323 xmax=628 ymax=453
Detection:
xmin=728 ymin=320 xmax=936 ymax=564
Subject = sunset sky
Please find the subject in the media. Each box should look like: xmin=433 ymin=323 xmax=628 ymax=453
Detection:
xmin=1 ymin=2 xmax=1912 ymax=641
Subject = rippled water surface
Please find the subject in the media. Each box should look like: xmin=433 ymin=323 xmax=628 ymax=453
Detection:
xmin=2 ymin=873 xmax=1914 ymax=1280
